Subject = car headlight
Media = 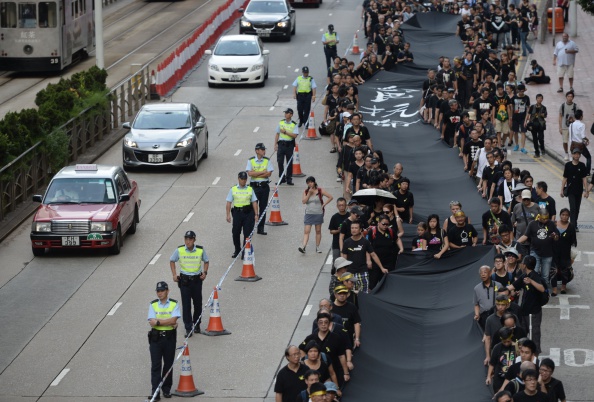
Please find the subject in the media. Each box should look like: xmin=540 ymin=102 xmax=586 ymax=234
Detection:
xmin=34 ymin=222 xmax=51 ymax=232
xmin=277 ymin=21 xmax=288 ymax=27
xmin=209 ymin=64 xmax=219 ymax=71
xmin=91 ymin=222 xmax=113 ymax=232
xmin=241 ymin=20 xmax=251 ymax=27
xmin=250 ymin=64 xmax=264 ymax=71
xmin=176 ymin=136 xmax=194 ymax=148
xmin=124 ymin=137 xmax=138 ymax=148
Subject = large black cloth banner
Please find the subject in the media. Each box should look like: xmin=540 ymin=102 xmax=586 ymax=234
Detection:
xmin=342 ymin=13 xmax=494 ymax=402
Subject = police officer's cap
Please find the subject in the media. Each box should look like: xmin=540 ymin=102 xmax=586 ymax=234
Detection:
xmin=255 ymin=143 xmax=266 ymax=150
xmin=184 ymin=230 xmax=196 ymax=238
xmin=156 ymin=281 xmax=169 ymax=291
xmin=328 ymin=24 xmax=334 ymax=31
xmin=284 ymin=108 xmax=294 ymax=114
xmin=238 ymin=171 xmax=248 ymax=179
xmin=302 ymin=66 xmax=309 ymax=73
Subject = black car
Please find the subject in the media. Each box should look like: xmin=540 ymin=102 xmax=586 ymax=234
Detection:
xmin=239 ymin=0 xmax=296 ymax=41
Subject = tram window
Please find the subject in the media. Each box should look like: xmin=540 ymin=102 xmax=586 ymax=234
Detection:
xmin=19 ymin=3 xmax=36 ymax=28
xmin=38 ymin=2 xmax=56 ymax=27
xmin=78 ymin=0 xmax=84 ymax=14
xmin=1 ymin=2 xmax=18 ymax=28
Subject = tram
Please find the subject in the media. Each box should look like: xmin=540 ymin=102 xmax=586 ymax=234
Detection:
xmin=0 ymin=0 xmax=95 ymax=71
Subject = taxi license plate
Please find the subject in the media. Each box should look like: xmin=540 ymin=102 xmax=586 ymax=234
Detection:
xmin=256 ymin=29 xmax=270 ymax=37
xmin=229 ymin=75 xmax=241 ymax=82
xmin=61 ymin=236 xmax=80 ymax=246
xmin=148 ymin=154 xmax=163 ymax=163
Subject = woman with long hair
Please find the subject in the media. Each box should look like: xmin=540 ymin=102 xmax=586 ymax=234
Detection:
xmin=553 ymin=208 xmax=577 ymax=295
xmin=426 ymin=214 xmax=449 ymax=259
xmin=299 ymin=176 xmax=333 ymax=254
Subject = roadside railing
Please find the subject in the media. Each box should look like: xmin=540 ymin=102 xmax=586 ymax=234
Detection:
xmin=0 ymin=65 xmax=150 ymax=221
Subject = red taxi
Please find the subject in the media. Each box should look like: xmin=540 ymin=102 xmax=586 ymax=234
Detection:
xmin=30 ymin=164 xmax=140 ymax=256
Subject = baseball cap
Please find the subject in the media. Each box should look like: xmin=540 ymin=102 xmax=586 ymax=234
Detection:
xmin=333 ymin=256 xmax=353 ymax=269
xmin=350 ymin=206 xmax=365 ymax=216
xmin=255 ymin=143 xmax=266 ymax=150
xmin=342 ymin=112 xmax=352 ymax=118
xmin=334 ymin=285 xmax=349 ymax=294
xmin=521 ymin=189 xmax=532 ymax=199
xmin=324 ymin=382 xmax=339 ymax=394
xmin=284 ymin=108 xmax=294 ymax=114
xmin=328 ymin=24 xmax=334 ymax=31
xmin=347 ymin=199 xmax=359 ymax=205
xmin=309 ymin=382 xmax=326 ymax=397
xmin=156 ymin=281 xmax=169 ymax=291
xmin=302 ymin=66 xmax=309 ymax=73
xmin=184 ymin=230 xmax=196 ymax=238
xmin=238 ymin=171 xmax=248 ymax=179
xmin=447 ymin=87 xmax=456 ymax=93
xmin=504 ymin=247 xmax=519 ymax=257
xmin=338 ymin=272 xmax=355 ymax=282
xmin=572 ymin=147 xmax=582 ymax=154
xmin=370 ymin=158 xmax=379 ymax=164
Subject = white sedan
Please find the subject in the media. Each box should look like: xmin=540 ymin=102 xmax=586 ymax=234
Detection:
xmin=205 ymin=35 xmax=270 ymax=87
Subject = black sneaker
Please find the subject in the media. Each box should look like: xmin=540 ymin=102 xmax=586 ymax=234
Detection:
xmin=150 ymin=393 xmax=161 ymax=401
xmin=185 ymin=331 xmax=193 ymax=338
xmin=286 ymin=181 xmax=294 ymax=186
xmin=194 ymin=327 xmax=201 ymax=334
xmin=163 ymin=391 xmax=172 ymax=398
xmin=257 ymin=230 xmax=268 ymax=235
xmin=576 ymin=227 xmax=580 ymax=232
xmin=232 ymin=250 xmax=240 ymax=258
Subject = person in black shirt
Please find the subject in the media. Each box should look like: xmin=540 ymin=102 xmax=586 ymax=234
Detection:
xmin=561 ymin=148 xmax=589 ymax=230
xmin=482 ymin=197 xmax=513 ymax=246
xmin=339 ymin=206 xmax=366 ymax=251
xmin=332 ymin=285 xmax=361 ymax=345
xmin=482 ymin=50 xmax=501 ymax=82
xmin=274 ymin=345 xmax=309 ymax=402
xmin=436 ymin=58 xmax=455 ymax=89
xmin=328 ymin=198 xmax=348 ymax=262
xmin=442 ymin=99 xmax=462 ymax=147
xmin=507 ymin=256 xmax=546 ymax=353
xmin=473 ymin=87 xmax=494 ymax=120
xmin=366 ymin=214 xmax=402 ymax=289
xmin=463 ymin=129 xmax=484 ymax=172
xmin=487 ymin=327 xmax=518 ymax=393
xmin=537 ymin=358 xmax=566 ymax=402
xmin=393 ymin=178 xmax=414 ymax=223
xmin=447 ymin=210 xmax=477 ymax=248
xmin=513 ymin=369 xmax=548 ymax=402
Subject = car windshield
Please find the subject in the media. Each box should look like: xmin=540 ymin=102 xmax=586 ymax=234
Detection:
xmin=214 ymin=40 xmax=260 ymax=56
xmin=246 ymin=0 xmax=287 ymax=13
xmin=133 ymin=110 xmax=191 ymax=129
xmin=44 ymin=178 xmax=117 ymax=204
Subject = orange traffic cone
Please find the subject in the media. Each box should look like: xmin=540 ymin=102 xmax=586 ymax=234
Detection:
xmin=171 ymin=345 xmax=204 ymax=397
xmin=352 ymin=31 xmax=360 ymax=55
xmin=292 ymin=144 xmax=306 ymax=177
xmin=201 ymin=288 xmax=231 ymax=336
xmin=265 ymin=189 xmax=288 ymax=226
xmin=235 ymin=239 xmax=262 ymax=282
xmin=304 ymin=111 xmax=320 ymax=140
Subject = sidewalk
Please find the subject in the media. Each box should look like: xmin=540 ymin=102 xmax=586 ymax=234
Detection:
xmin=521 ymin=5 xmax=594 ymax=164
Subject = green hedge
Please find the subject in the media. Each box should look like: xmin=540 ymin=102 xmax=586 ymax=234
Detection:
xmin=576 ymin=0 xmax=594 ymax=15
xmin=0 ymin=66 xmax=108 ymax=168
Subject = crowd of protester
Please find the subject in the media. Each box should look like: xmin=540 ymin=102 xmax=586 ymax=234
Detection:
xmin=273 ymin=0 xmax=592 ymax=400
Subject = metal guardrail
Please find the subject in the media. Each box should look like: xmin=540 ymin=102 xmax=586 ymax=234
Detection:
xmin=0 ymin=65 xmax=150 ymax=221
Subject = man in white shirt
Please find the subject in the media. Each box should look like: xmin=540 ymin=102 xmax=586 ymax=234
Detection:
xmin=553 ymin=33 xmax=579 ymax=93
xmin=569 ymin=109 xmax=590 ymax=173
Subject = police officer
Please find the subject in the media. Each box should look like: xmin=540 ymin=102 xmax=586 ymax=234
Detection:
xmin=274 ymin=108 xmax=299 ymax=186
xmin=226 ymin=171 xmax=259 ymax=258
xmin=148 ymin=281 xmax=180 ymax=400
xmin=246 ymin=143 xmax=274 ymax=235
xmin=169 ymin=230 xmax=209 ymax=338
xmin=292 ymin=66 xmax=317 ymax=127
xmin=322 ymin=24 xmax=340 ymax=69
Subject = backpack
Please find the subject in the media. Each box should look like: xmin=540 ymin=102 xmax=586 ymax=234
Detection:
xmin=369 ymin=225 xmax=394 ymax=241
xmin=562 ymin=102 xmax=577 ymax=127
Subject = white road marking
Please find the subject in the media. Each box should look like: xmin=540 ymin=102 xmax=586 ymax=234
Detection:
xmin=319 ymin=28 xmax=323 ymax=31
xmin=326 ymin=254 xmax=333 ymax=265
xmin=302 ymin=304 xmax=313 ymax=316
xmin=107 ymin=302 xmax=123 ymax=316
xmin=50 ymin=369 xmax=70 ymax=386
xmin=304 ymin=54 xmax=309 ymax=58
xmin=283 ymin=85 xmax=288 ymax=89
xmin=149 ymin=254 xmax=161 ymax=265
xmin=269 ymin=106 xmax=275 ymax=111
xmin=294 ymin=68 xmax=299 ymax=72
xmin=329 ymin=13 xmax=332 ymax=16
xmin=542 ymin=295 xmax=590 ymax=319
xmin=212 ymin=177 xmax=221 ymax=185
xmin=234 ymin=149 xmax=242 ymax=156
xmin=312 ymin=41 xmax=317 ymax=45
xmin=253 ymin=126 xmax=260 ymax=133
xmin=183 ymin=212 xmax=194 ymax=222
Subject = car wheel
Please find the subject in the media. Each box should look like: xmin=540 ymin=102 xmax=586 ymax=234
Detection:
xmin=208 ymin=82 xmax=215 ymax=88
xmin=291 ymin=23 xmax=296 ymax=35
xmin=108 ymin=226 xmax=122 ymax=255
xmin=314 ymin=1 xmax=320 ymax=7
xmin=32 ymin=247 xmax=45 ymax=257
xmin=265 ymin=68 xmax=269 ymax=80
xmin=190 ymin=145 xmax=199 ymax=171
xmin=127 ymin=206 xmax=139 ymax=234
xmin=202 ymin=134 xmax=209 ymax=159
xmin=258 ymin=78 xmax=266 ymax=87
xmin=285 ymin=34 xmax=291 ymax=42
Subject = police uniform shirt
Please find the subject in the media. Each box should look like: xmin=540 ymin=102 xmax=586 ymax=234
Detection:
xmin=147 ymin=298 xmax=181 ymax=321
xmin=170 ymin=245 xmax=209 ymax=276
xmin=322 ymin=32 xmax=340 ymax=46
xmin=245 ymin=156 xmax=274 ymax=182
xmin=292 ymin=76 xmax=317 ymax=92
xmin=275 ymin=120 xmax=299 ymax=141
xmin=226 ymin=184 xmax=258 ymax=203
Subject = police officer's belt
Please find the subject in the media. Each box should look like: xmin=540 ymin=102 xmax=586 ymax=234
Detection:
xmin=278 ymin=140 xmax=295 ymax=145
xmin=250 ymin=181 xmax=269 ymax=187
xmin=180 ymin=272 xmax=201 ymax=280
xmin=232 ymin=205 xmax=254 ymax=212
xmin=297 ymin=92 xmax=312 ymax=95
xmin=149 ymin=328 xmax=176 ymax=341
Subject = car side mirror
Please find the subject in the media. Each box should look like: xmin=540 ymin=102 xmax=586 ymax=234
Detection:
xmin=32 ymin=195 xmax=43 ymax=202
xmin=195 ymin=121 xmax=205 ymax=129
xmin=263 ymin=49 xmax=270 ymax=55
xmin=289 ymin=8 xmax=295 ymax=13
xmin=119 ymin=194 xmax=130 ymax=202
xmin=122 ymin=122 xmax=131 ymax=129
xmin=205 ymin=50 xmax=212 ymax=55
xmin=238 ymin=8 xmax=244 ymax=13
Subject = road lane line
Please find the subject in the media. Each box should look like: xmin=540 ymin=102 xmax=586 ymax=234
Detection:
xmin=107 ymin=302 xmax=123 ymax=316
xmin=283 ymin=85 xmax=288 ymax=89
xmin=149 ymin=254 xmax=161 ymax=265
xmin=50 ymin=369 xmax=70 ymax=386
xmin=302 ymin=305 xmax=313 ymax=316
xmin=329 ymin=13 xmax=332 ymax=16
xmin=212 ymin=177 xmax=221 ymax=185
xmin=253 ymin=127 xmax=260 ymax=132
xmin=326 ymin=255 xmax=333 ymax=265
xmin=183 ymin=212 xmax=194 ymax=222
xmin=294 ymin=68 xmax=299 ymax=72
xmin=304 ymin=54 xmax=309 ymax=57
xmin=312 ymin=41 xmax=317 ymax=45
xmin=234 ymin=149 xmax=242 ymax=156
xmin=269 ymin=106 xmax=275 ymax=111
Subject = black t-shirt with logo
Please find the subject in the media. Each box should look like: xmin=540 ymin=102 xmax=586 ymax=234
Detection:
xmin=523 ymin=220 xmax=558 ymax=257
xmin=342 ymin=236 xmax=374 ymax=274
xmin=563 ymin=161 xmax=587 ymax=195
xmin=447 ymin=223 xmax=476 ymax=247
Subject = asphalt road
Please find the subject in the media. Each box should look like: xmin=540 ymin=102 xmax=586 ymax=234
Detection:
xmin=1 ymin=0 xmax=594 ymax=401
